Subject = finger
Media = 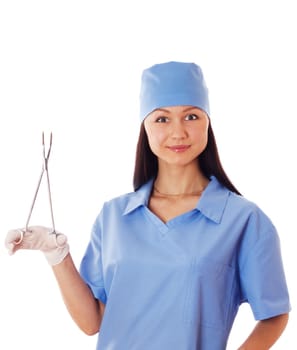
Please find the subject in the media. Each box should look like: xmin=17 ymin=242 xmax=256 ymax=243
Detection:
xmin=5 ymin=229 xmax=23 ymax=246
xmin=14 ymin=229 xmax=24 ymax=244
xmin=55 ymin=233 xmax=68 ymax=247
xmin=5 ymin=229 xmax=24 ymax=254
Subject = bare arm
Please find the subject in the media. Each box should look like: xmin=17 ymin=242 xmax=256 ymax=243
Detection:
xmin=52 ymin=253 xmax=105 ymax=335
xmin=237 ymin=313 xmax=289 ymax=350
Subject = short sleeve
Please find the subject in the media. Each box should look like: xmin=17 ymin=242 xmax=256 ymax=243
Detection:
xmin=79 ymin=212 xmax=107 ymax=304
xmin=239 ymin=209 xmax=291 ymax=320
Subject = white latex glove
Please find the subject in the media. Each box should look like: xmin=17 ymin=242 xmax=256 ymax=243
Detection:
xmin=5 ymin=226 xmax=69 ymax=266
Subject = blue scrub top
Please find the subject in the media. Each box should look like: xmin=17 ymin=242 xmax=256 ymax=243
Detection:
xmin=80 ymin=176 xmax=291 ymax=350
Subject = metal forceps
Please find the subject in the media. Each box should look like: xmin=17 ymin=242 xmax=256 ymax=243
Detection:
xmin=18 ymin=132 xmax=56 ymax=241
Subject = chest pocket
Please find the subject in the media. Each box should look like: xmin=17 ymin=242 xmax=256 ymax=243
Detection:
xmin=183 ymin=258 xmax=236 ymax=329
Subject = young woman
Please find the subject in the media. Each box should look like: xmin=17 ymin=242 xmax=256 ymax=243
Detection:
xmin=6 ymin=61 xmax=291 ymax=349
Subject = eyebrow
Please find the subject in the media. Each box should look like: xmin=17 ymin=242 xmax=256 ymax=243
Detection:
xmin=154 ymin=106 xmax=199 ymax=113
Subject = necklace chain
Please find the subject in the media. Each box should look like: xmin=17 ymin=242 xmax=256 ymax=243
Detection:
xmin=153 ymin=186 xmax=205 ymax=197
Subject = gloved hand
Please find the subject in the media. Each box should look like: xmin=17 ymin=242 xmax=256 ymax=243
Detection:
xmin=5 ymin=226 xmax=69 ymax=266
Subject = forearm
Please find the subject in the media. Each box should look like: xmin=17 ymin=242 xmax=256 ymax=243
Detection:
xmin=52 ymin=253 xmax=104 ymax=335
xmin=237 ymin=313 xmax=289 ymax=350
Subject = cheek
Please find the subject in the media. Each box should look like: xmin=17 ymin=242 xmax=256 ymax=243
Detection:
xmin=193 ymin=127 xmax=209 ymax=148
xmin=146 ymin=128 xmax=165 ymax=150
xmin=201 ymin=129 xmax=209 ymax=145
xmin=147 ymin=135 xmax=161 ymax=154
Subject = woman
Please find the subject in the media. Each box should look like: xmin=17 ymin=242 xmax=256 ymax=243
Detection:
xmin=5 ymin=61 xmax=291 ymax=349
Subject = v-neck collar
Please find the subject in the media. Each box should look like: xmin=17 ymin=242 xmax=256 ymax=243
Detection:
xmin=123 ymin=176 xmax=230 ymax=224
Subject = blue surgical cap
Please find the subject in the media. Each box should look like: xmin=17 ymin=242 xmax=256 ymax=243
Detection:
xmin=139 ymin=61 xmax=210 ymax=121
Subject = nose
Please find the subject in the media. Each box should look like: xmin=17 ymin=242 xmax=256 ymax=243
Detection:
xmin=170 ymin=120 xmax=187 ymax=139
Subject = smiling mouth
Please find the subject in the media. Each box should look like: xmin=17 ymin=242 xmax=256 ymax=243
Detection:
xmin=168 ymin=145 xmax=190 ymax=153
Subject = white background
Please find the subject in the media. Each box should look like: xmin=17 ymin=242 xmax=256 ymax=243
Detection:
xmin=0 ymin=0 xmax=296 ymax=349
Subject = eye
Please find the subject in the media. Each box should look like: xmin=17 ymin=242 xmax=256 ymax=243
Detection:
xmin=155 ymin=116 xmax=169 ymax=123
xmin=185 ymin=113 xmax=198 ymax=121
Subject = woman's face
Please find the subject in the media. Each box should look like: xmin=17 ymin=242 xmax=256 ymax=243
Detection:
xmin=144 ymin=105 xmax=209 ymax=168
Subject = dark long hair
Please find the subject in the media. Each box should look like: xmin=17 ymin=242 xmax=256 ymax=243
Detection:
xmin=133 ymin=120 xmax=241 ymax=195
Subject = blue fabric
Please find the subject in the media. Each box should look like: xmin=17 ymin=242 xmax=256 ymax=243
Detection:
xmin=80 ymin=176 xmax=291 ymax=350
xmin=139 ymin=61 xmax=210 ymax=121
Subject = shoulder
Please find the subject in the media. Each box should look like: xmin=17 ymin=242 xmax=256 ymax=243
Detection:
xmin=103 ymin=191 xmax=136 ymax=210
xmin=230 ymin=191 xmax=273 ymax=223
xmin=91 ymin=191 xmax=137 ymax=231
xmin=99 ymin=180 xmax=153 ymax=217
xmin=228 ymin=190 xmax=261 ymax=213
xmin=209 ymin=177 xmax=277 ymax=234
xmin=201 ymin=177 xmax=273 ymax=227
xmin=226 ymin=191 xmax=279 ymax=248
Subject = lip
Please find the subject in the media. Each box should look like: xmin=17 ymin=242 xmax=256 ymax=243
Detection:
xmin=168 ymin=145 xmax=190 ymax=153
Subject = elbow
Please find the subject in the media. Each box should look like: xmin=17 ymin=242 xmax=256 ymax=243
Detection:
xmin=80 ymin=323 xmax=100 ymax=336
xmin=84 ymin=327 xmax=100 ymax=336
xmin=78 ymin=299 xmax=104 ymax=336
xmin=77 ymin=314 xmax=102 ymax=336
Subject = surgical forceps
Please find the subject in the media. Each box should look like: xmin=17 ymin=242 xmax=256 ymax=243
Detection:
xmin=17 ymin=132 xmax=56 ymax=243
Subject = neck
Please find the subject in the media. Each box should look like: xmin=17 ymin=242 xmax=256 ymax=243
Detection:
xmin=153 ymin=186 xmax=205 ymax=197
xmin=154 ymin=164 xmax=209 ymax=196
